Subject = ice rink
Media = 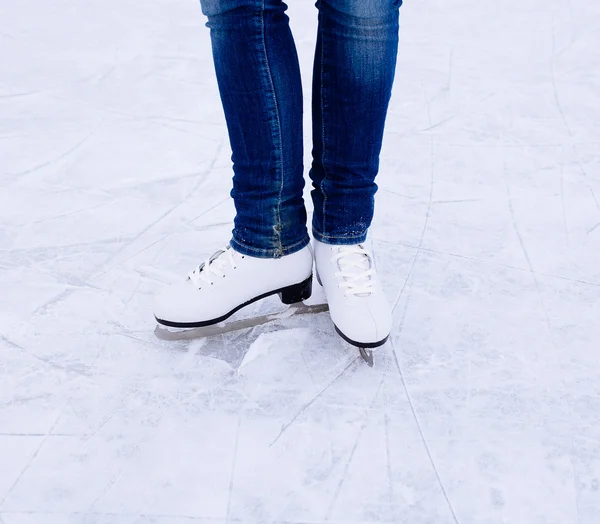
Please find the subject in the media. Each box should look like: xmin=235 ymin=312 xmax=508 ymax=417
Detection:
xmin=1 ymin=0 xmax=599 ymax=522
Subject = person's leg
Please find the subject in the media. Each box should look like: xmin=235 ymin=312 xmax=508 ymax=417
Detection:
xmin=202 ymin=0 xmax=309 ymax=258
xmin=310 ymin=0 xmax=401 ymax=244
xmin=154 ymin=0 xmax=313 ymax=328
xmin=310 ymin=0 xmax=402 ymax=352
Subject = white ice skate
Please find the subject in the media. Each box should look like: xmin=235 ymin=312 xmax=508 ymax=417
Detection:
xmin=313 ymin=239 xmax=392 ymax=364
xmin=154 ymin=245 xmax=313 ymax=328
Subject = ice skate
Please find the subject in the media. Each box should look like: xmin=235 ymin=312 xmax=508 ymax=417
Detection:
xmin=154 ymin=245 xmax=313 ymax=328
xmin=313 ymin=239 xmax=392 ymax=364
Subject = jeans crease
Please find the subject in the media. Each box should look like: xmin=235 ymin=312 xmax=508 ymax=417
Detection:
xmin=319 ymin=15 xmax=328 ymax=237
xmin=259 ymin=0 xmax=284 ymax=254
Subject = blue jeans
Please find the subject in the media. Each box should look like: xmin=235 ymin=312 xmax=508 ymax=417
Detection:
xmin=201 ymin=0 xmax=401 ymax=258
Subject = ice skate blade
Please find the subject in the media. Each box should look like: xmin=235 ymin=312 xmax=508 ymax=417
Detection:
xmin=359 ymin=347 xmax=374 ymax=367
xmin=154 ymin=302 xmax=329 ymax=341
xmin=334 ymin=325 xmax=388 ymax=367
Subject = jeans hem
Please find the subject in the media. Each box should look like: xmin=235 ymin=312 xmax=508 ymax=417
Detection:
xmin=230 ymin=234 xmax=311 ymax=259
xmin=312 ymin=228 xmax=368 ymax=245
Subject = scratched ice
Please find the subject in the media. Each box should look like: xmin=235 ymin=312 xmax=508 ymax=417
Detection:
xmin=1 ymin=1 xmax=599 ymax=523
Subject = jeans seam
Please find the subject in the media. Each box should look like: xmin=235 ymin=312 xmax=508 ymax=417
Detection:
xmin=318 ymin=7 xmax=329 ymax=238
xmin=260 ymin=0 xmax=284 ymax=255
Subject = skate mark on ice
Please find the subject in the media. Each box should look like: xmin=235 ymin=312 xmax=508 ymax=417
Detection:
xmin=504 ymin=160 xmax=571 ymax=369
xmin=590 ymin=187 xmax=600 ymax=212
xmin=380 ymin=187 xmax=414 ymax=200
xmin=0 ymin=29 xmax=16 ymax=40
xmin=109 ymin=168 xmax=214 ymax=194
xmin=390 ymin=338 xmax=461 ymax=524
xmin=31 ymin=288 xmax=74 ymax=316
xmin=0 ymin=394 xmax=49 ymax=411
xmin=390 ymin=278 xmax=457 ymax=519
xmin=504 ymin=160 xmax=562 ymax=349
xmin=225 ymin=416 xmax=242 ymax=523
xmin=0 ymin=407 xmax=66 ymax=507
xmin=324 ymin=367 xmax=388 ymax=521
xmin=118 ymin=195 xmax=231 ymax=272
xmin=588 ymin=222 xmax=600 ymax=235
xmin=391 ymin=86 xmax=435 ymax=318
xmin=435 ymin=139 xmax=600 ymax=149
xmin=559 ymin=155 xmax=570 ymax=244
xmin=114 ymin=326 xmax=155 ymax=347
xmin=148 ymin=118 xmax=224 ymax=140
xmin=0 ymin=90 xmax=43 ymax=99
xmin=445 ymin=48 xmax=453 ymax=92
xmin=1 ymin=236 xmax=133 ymax=260
xmin=589 ymin=187 xmax=600 ymax=228
xmin=0 ymin=133 xmax=23 ymax=140
xmin=21 ymin=201 xmax=109 ymax=227
xmin=550 ymin=17 xmax=593 ymax=188
xmin=8 ymin=130 xmax=96 ymax=179
xmin=87 ymin=373 xmax=192 ymax=512
xmin=552 ymin=0 xmax=576 ymax=58
xmin=0 ymin=432 xmax=89 ymax=438
xmin=0 ymin=511 xmax=246 ymax=521
xmin=0 ymin=333 xmax=89 ymax=378
xmin=185 ymin=194 xmax=232 ymax=227
xmin=571 ymin=459 xmax=583 ymax=524
xmin=383 ymin=381 xmax=398 ymax=519
xmin=432 ymin=198 xmax=482 ymax=205
xmin=389 ymin=92 xmax=495 ymax=139
xmin=82 ymin=388 xmax=135 ymax=443
xmin=299 ymin=348 xmax=317 ymax=385
xmin=377 ymin=236 xmax=600 ymax=288
xmin=504 ymin=161 xmax=582 ymax=524
xmin=269 ymin=358 xmax=358 ymax=447
xmin=550 ymin=15 xmax=574 ymax=139
xmin=95 ymin=136 xmax=227 ymax=277
xmin=93 ymin=188 xmax=204 ymax=277
xmin=588 ymin=188 xmax=600 ymax=234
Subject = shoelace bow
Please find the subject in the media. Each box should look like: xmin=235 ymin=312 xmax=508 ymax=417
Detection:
xmin=188 ymin=246 xmax=236 ymax=288
xmin=332 ymin=245 xmax=376 ymax=297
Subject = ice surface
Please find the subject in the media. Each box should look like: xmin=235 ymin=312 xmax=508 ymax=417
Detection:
xmin=1 ymin=0 xmax=599 ymax=523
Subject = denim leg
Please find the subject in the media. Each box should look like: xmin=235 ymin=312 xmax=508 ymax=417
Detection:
xmin=310 ymin=0 xmax=402 ymax=245
xmin=200 ymin=0 xmax=309 ymax=258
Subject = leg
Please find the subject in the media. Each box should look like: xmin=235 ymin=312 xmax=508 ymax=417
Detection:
xmin=310 ymin=0 xmax=401 ymax=353
xmin=310 ymin=0 xmax=401 ymax=244
xmin=201 ymin=0 xmax=309 ymax=258
xmin=154 ymin=0 xmax=313 ymax=328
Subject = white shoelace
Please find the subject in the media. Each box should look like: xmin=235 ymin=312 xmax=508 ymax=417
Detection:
xmin=188 ymin=246 xmax=237 ymax=288
xmin=332 ymin=245 xmax=376 ymax=297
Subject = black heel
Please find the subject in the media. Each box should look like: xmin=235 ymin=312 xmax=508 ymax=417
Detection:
xmin=279 ymin=275 xmax=313 ymax=305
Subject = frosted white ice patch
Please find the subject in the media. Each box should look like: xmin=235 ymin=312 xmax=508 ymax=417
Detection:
xmin=238 ymin=327 xmax=312 ymax=374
